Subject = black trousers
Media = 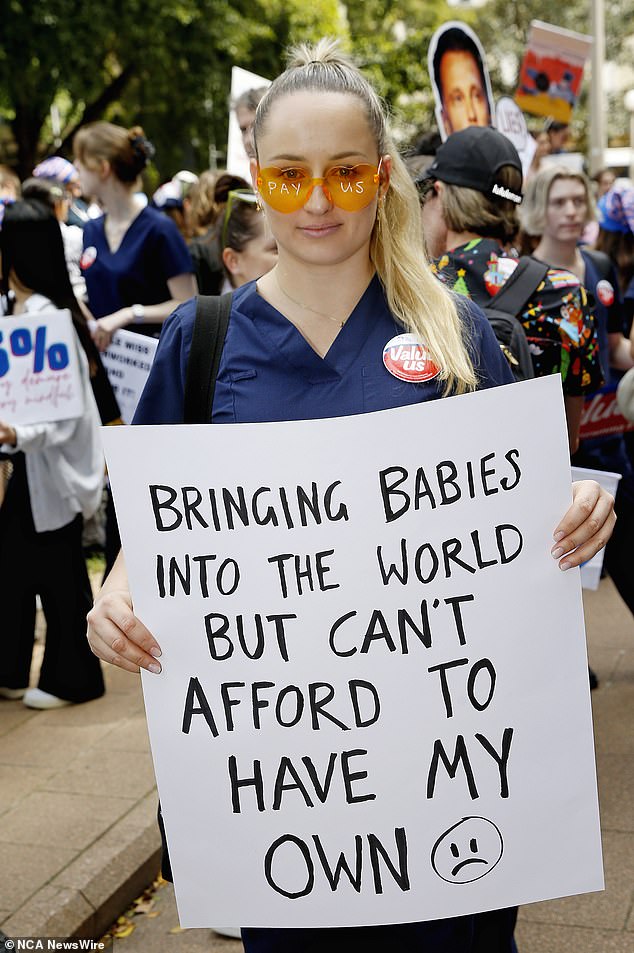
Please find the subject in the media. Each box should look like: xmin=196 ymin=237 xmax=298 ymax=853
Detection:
xmin=0 ymin=455 xmax=104 ymax=702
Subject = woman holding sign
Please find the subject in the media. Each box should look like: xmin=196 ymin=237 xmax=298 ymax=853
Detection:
xmin=87 ymin=40 xmax=615 ymax=953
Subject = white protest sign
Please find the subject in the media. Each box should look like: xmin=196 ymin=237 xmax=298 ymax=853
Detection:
xmin=0 ymin=309 xmax=84 ymax=424
xmin=227 ymin=66 xmax=271 ymax=180
xmin=495 ymin=97 xmax=537 ymax=178
xmin=103 ymin=375 xmax=603 ymax=929
xmin=102 ymin=330 xmax=158 ymax=424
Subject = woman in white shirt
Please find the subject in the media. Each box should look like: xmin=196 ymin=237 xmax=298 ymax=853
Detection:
xmin=0 ymin=199 xmax=105 ymax=709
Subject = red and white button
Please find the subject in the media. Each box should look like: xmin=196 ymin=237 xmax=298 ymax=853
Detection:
xmin=382 ymin=333 xmax=440 ymax=383
xmin=596 ymin=279 xmax=614 ymax=307
xmin=80 ymin=246 xmax=97 ymax=270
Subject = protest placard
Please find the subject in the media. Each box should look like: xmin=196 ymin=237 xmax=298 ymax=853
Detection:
xmin=227 ymin=66 xmax=271 ymax=180
xmin=102 ymin=330 xmax=158 ymax=424
xmin=515 ymin=21 xmax=592 ymax=124
xmin=103 ymin=374 xmax=603 ymax=928
xmin=0 ymin=309 xmax=84 ymax=425
xmin=495 ymin=97 xmax=537 ymax=178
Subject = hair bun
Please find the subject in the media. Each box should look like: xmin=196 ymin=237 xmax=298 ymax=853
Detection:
xmin=286 ymin=37 xmax=348 ymax=70
xmin=128 ymin=127 xmax=155 ymax=171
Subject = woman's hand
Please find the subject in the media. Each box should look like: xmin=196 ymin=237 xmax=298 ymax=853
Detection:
xmin=87 ymin=589 xmax=162 ymax=674
xmin=551 ymin=480 xmax=616 ymax=570
xmin=91 ymin=310 xmax=129 ymax=351
xmin=86 ymin=551 xmax=162 ymax=674
xmin=0 ymin=421 xmax=17 ymax=446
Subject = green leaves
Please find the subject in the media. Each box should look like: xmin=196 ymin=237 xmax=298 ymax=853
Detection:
xmin=1 ymin=0 xmax=631 ymax=178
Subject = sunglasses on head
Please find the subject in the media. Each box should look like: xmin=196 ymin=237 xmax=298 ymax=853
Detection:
xmin=221 ymin=189 xmax=259 ymax=248
xmin=256 ymin=159 xmax=384 ymax=213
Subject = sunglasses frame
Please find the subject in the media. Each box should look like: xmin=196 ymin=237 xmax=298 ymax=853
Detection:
xmin=221 ymin=189 xmax=259 ymax=248
xmin=256 ymin=159 xmax=385 ymax=213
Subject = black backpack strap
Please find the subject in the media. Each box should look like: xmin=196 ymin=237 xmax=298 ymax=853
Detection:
xmin=490 ymin=256 xmax=549 ymax=318
xmin=183 ymin=292 xmax=232 ymax=424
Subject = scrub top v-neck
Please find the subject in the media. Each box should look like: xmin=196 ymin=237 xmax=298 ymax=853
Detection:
xmin=133 ymin=275 xmax=513 ymax=427
xmin=81 ymin=206 xmax=193 ymax=336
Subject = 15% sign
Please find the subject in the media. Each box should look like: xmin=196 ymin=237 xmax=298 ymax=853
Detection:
xmin=0 ymin=322 xmax=70 ymax=376
xmin=0 ymin=308 xmax=84 ymax=424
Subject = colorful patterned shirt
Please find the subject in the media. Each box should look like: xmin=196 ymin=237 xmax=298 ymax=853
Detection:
xmin=432 ymin=238 xmax=603 ymax=396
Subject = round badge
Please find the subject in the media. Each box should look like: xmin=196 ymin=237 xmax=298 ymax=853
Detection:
xmin=596 ymin=279 xmax=614 ymax=307
xmin=383 ymin=333 xmax=440 ymax=383
xmin=80 ymin=246 xmax=97 ymax=270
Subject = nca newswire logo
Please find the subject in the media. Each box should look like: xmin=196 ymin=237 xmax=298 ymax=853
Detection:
xmin=491 ymin=183 xmax=522 ymax=204
xmin=4 ymin=940 xmax=107 ymax=951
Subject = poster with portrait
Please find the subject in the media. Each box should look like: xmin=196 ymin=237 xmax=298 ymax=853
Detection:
xmin=515 ymin=21 xmax=592 ymax=124
xmin=428 ymin=22 xmax=495 ymax=142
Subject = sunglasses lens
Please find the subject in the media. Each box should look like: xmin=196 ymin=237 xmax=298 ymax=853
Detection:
xmin=324 ymin=165 xmax=380 ymax=210
xmin=257 ymin=167 xmax=309 ymax=212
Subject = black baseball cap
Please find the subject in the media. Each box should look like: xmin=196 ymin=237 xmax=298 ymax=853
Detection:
xmin=423 ymin=126 xmax=523 ymax=204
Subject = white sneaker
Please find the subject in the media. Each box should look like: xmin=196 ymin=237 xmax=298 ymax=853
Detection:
xmin=0 ymin=686 xmax=27 ymax=700
xmin=23 ymin=688 xmax=71 ymax=709
xmin=212 ymin=928 xmax=242 ymax=939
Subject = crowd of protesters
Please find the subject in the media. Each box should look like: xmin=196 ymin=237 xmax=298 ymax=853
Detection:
xmin=0 ymin=39 xmax=630 ymax=951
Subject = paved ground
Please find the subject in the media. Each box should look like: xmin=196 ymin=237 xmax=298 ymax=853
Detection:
xmin=0 ymin=576 xmax=632 ymax=952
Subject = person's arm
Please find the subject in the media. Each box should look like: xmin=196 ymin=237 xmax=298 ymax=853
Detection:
xmin=0 ymin=422 xmax=17 ymax=447
xmin=608 ymin=331 xmax=634 ymax=371
xmin=0 ymin=415 xmax=79 ymax=453
xmin=86 ymin=550 xmax=162 ymax=674
xmin=564 ymin=395 xmax=583 ymax=454
xmin=92 ymin=273 xmax=199 ymax=351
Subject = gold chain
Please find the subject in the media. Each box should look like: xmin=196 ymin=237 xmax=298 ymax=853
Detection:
xmin=274 ymin=271 xmax=347 ymax=328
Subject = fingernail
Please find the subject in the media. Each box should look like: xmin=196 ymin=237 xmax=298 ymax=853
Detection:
xmin=551 ymin=547 xmax=564 ymax=558
xmin=553 ymin=531 xmax=565 ymax=542
xmin=150 ymin=647 xmax=162 ymax=658
xmin=559 ymin=561 xmax=571 ymax=571
xmin=148 ymin=662 xmax=162 ymax=674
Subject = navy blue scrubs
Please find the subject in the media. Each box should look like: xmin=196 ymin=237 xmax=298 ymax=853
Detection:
xmin=134 ymin=276 xmax=517 ymax=952
xmin=135 ymin=275 xmax=512 ymax=425
xmin=81 ymin=206 xmax=193 ymax=337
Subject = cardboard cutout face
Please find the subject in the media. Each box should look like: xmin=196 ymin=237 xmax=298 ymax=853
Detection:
xmin=428 ymin=22 xmax=495 ymax=142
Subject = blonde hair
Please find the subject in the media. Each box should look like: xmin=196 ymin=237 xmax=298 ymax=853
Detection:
xmin=520 ymin=165 xmax=595 ymax=236
xmin=187 ymin=170 xmax=219 ymax=232
xmin=253 ymin=38 xmax=477 ymax=395
xmin=73 ymin=122 xmax=154 ymax=184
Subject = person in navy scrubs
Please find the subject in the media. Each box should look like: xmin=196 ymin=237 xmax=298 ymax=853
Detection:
xmin=73 ymin=121 xmax=198 ymax=573
xmin=87 ymin=39 xmax=616 ymax=953
xmin=73 ymin=121 xmax=197 ymax=349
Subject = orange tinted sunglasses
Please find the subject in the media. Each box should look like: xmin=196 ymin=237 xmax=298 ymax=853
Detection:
xmin=256 ymin=160 xmax=383 ymax=213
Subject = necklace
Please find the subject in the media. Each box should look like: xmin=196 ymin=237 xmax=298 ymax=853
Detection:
xmin=275 ymin=272 xmax=347 ymax=328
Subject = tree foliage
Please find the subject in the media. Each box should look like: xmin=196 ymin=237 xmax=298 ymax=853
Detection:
xmin=1 ymin=0 xmax=632 ymax=178
xmin=0 ymin=0 xmax=344 ymax=179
